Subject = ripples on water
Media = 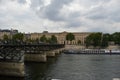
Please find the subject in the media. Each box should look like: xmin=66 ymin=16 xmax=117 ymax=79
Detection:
xmin=1 ymin=54 xmax=120 ymax=80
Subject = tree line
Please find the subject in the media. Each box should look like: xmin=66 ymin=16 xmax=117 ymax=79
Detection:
xmin=1 ymin=33 xmax=58 ymax=44
xmin=1 ymin=33 xmax=76 ymax=44
xmin=85 ymin=32 xmax=120 ymax=48
xmin=1 ymin=32 xmax=120 ymax=46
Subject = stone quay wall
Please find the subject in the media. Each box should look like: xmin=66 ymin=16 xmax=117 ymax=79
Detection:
xmin=0 ymin=62 xmax=24 ymax=77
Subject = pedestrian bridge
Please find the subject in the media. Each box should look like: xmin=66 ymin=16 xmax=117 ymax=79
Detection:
xmin=0 ymin=44 xmax=65 ymax=77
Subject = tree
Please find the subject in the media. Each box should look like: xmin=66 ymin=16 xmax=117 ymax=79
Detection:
xmin=12 ymin=33 xmax=24 ymax=44
xmin=3 ymin=34 xmax=9 ymax=40
xmin=112 ymin=32 xmax=120 ymax=45
xmin=40 ymin=35 xmax=47 ymax=43
xmin=31 ymin=38 xmax=40 ymax=44
xmin=101 ymin=33 xmax=110 ymax=47
xmin=12 ymin=33 xmax=24 ymax=41
xmin=85 ymin=33 xmax=102 ymax=47
xmin=25 ymin=38 xmax=34 ymax=44
xmin=50 ymin=35 xmax=57 ymax=44
xmin=66 ymin=33 xmax=75 ymax=44
xmin=46 ymin=35 xmax=57 ymax=44
xmin=85 ymin=35 xmax=92 ymax=47
xmin=2 ymin=34 xmax=10 ymax=44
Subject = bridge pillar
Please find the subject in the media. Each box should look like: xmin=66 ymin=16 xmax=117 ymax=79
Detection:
xmin=25 ymin=53 xmax=47 ymax=62
xmin=0 ymin=62 xmax=24 ymax=77
xmin=58 ymin=48 xmax=65 ymax=53
xmin=54 ymin=50 xmax=61 ymax=55
xmin=46 ymin=51 xmax=56 ymax=57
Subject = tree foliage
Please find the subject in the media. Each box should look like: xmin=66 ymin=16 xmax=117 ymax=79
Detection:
xmin=85 ymin=32 xmax=120 ymax=47
xmin=66 ymin=33 xmax=75 ymax=41
xmin=50 ymin=35 xmax=57 ymax=43
xmin=12 ymin=33 xmax=24 ymax=41
xmin=112 ymin=32 xmax=120 ymax=45
xmin=40 ymin=35 xmax=47 ymax=43
xmin=25 ymin=38 xmax=34 ymax=44
xmin=3 ymin=34 xmax=9 ymax=40
xmin=40 ymin=35 xmax=57 ymax=44
xmin=85 ymin=33 xmax=102 ymax=47
xmin=101 ymin=34 xmax=110 ymax=47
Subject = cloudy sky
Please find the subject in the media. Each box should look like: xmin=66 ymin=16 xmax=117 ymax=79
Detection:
xmin=0 ymin=0 xmax=120 ymax=33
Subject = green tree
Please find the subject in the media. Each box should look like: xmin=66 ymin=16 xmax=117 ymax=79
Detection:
xmin=46 ymin=35 xmax=57 ymax=44
xmin=112 ymin=32 xmax=120 ymax=45
xmin=32 ymin=38 xmax=40 ymax=44
xmin=12 ymin=33 xmax=24 ymax=44
xmin=2 ymin=34 xmax=10 ymax=44
xmin=3 ymin=34 xmax=9 ymax=40
xmin=40 ymin=35 xmax=47 ymax=43
xmin=66 ymin=33 xmax=75 ymax=44
xmin=85 ymin=33 xmax=102 ymax=47
xmin=25 ymin=38 xmax=34 ymax=44
xmin=101 ymin=33 xmax=110 ymax=47
xmin=12 ymin=33 xmax=24 ymax=41
xmin=35 ymin=38 xmax=39 ymax=43
xmin=85 ymin=34 xmax=92 ymax=47
xmin=50 ymin=35 xmax=57 ymax=44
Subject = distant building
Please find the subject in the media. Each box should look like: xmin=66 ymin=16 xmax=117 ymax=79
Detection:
xmin=30 ymin=31 xmax=91 ymax=45
xmin=0 ymin=29 xmax=18 ymax=39
xmin=24 ymin=33 xmax=31 ymax=40
xmin=0 ymin=29 xmax=92 ymax=45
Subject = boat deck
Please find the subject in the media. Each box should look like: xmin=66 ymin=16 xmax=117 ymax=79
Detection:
xmin=64 ymin=49 xmax=120 ymax=55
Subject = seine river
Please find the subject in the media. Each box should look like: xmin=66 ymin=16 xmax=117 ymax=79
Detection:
xmin=0 ymin=54 xmax=120 ymax=80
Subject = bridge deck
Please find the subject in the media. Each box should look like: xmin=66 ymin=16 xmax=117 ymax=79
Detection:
xmin=0 ymin=44 xmax=65 ymax=62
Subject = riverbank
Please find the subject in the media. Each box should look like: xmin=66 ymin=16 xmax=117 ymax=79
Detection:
xmin=65 ymin=45 xmax=120 ymax=50
xmin=65 ymin=45 xmax=85 ymax=50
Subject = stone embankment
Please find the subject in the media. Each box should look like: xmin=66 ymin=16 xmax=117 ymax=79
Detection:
xmin=107 ymin=45 xmax=120 ymax=50
xmin=65 ymin=45 xmax=120 ymax=50
xmin=65 ymin=45 xmax=85 ymax=50
xmin=0 ymin=62 xmax=24 ymax=77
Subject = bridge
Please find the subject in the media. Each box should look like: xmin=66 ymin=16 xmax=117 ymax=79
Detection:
xmin=0 ymin=44 xmax=65 ymax=77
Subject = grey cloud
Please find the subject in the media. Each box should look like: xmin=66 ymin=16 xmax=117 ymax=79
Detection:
xmin=36 ymin=0 xmax=73 ymax=21
xmin=86 ymin=7 xmax=107 ymax=20
xmin=17 ymin=0 xmax=26 ymax=4
xmin=77 ymin=0 xmax=111 ymax=7
xmin=36 ymin=0 xmax=81 ymax=27
xmin=85 ymin=0 xmax=120 ymax=22
xmin=0 ymin=0 xmax=7 ymax=4
xmin=0 ymin=0 xmax=26 ymax=5
xmin=69 ymin=12 xmax=81 ymax=19
xmin=66 ymin=12 xmax=82 ymax=27
xmin=67 ymin=21 xmax=81 ymax=28
xmin=89 ymin=26 xmax=106 ymax=32
xmin=108 ymin=8 xmax=120 ymax=22
xmin=1 ymin=0 xmax=120 ymax=33
xmin=30 ymin=0 xmax=43 ymax=9
xmin=45 ymin=0 xmax=72 ymax=21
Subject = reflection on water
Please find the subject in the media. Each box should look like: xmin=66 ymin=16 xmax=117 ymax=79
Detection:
xmin=25 ymin=57 xmax=58 ymax=80
xmin=0 ymin=54 xmax=120 ymax=80
xmin=0 ymin=76 xmax=24 ymax=80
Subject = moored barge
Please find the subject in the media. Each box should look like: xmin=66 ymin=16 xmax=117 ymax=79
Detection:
xmin=64 ymin=49 xmax=120 ymax=55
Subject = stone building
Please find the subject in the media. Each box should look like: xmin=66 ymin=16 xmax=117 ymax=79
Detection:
xmin=30 ymin=31 xmax=91 ymax=45
xmin=0 ymin=29 xmax=18 ymax=39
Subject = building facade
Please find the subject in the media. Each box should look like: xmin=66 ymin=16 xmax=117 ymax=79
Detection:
xmin=0 ymin=29 xmax=91 ymax=45
xmin=0 ymin=29 xmax=18 ymax=39
xmin=30 ymin=31 xmax=91 ymax=45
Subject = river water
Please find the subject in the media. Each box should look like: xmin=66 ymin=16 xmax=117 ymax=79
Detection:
xmin=1 ymin=54 xmax=120 ymax=80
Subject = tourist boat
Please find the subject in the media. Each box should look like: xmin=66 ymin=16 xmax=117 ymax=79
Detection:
xmin=63 ymin=49 xmax=120 ymax=54
xmin=79 ymin=49 xmax=120 ymax=54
